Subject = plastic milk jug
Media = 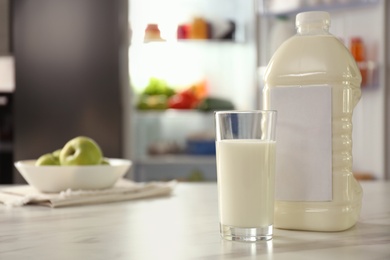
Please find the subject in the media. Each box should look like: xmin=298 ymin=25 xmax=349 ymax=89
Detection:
xmin=263 ymin=11 xmax=363 ymax=231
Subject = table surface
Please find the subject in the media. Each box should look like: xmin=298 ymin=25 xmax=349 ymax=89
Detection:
xmin=0 ymin=181 xmax=389 ymax=260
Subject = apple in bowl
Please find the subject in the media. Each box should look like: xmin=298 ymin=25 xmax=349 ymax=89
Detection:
xmin=36 ymin=136 xmax=104 ymax=166
xmin=15 ymin=158 xmax=132 ymax=193
xmin=59 ymin=136 xmax=103 ymax=165
xmin=15 ymin=136 xmax=132 ymax=193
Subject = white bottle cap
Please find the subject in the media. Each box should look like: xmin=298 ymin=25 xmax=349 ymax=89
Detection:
xmin=296 ymin=11 xmax=330 ymax=28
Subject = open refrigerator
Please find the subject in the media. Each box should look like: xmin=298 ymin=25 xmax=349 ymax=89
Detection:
xmin=257 ymin=0 xmax=388 ymax=180
xmin=126 ymin=0 xmax=258 ymax=181
xmin=126 ymin=0 xmax=389 ymax=182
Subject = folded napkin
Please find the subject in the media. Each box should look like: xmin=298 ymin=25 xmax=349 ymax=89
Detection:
xmin=0 ymin=179 xmax=177 ymax=208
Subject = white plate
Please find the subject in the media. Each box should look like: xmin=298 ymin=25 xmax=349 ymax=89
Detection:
xmin=14 ymin=158 xmax=132 ymax=193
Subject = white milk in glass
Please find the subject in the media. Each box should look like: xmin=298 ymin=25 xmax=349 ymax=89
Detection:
xmin=263 ymin=12 xmax=362 ymax=231
xmin=216 ymin=139 xmax=276 ymax=228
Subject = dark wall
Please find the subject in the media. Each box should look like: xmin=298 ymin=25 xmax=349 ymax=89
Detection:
xmin=0 ymin=0 xmax=11 ymax=54
xmin=12 ymin=0 xmax=127 ymax=183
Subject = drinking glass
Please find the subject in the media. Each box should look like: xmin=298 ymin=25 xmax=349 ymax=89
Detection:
xmin=215 ymin=110 xmax=277 ymax=241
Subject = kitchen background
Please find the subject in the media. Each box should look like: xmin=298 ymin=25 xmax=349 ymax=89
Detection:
xmin=0 ymin=0 xmax=389 ymax=183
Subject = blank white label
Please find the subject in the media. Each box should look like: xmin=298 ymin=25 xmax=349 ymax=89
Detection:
xmin=270 ymin=86 xmax=332 ymax=201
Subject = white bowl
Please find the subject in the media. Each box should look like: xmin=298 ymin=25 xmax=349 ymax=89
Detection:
xmin=14 ymin=158 xmax=132 ymax=193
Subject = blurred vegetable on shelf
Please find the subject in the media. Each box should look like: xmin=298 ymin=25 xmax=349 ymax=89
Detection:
xmin=142 ymin=77 xmax=176 ymax=97
xmin=167 ymin=90 xmax=199 ymax=109
xmin=167 ymin=81 xmax=208 ymax=110
xmin=135 ymin=78 xmax=233 ymax=112
xmin=196 ymin=97 xmax=235 ymax=112
xmin=136 ymin=78 xmax=176 ymax=110
xmin=190 ymin=80 xmax=208 ymax=100
xmin=136 ymin=95 xmax=168 ymax=110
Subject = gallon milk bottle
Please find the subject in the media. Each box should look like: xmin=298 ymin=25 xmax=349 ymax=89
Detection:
xmin=263 ymin=11 xmax=363 ymax=231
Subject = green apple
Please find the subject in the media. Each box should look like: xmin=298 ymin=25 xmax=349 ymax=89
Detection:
xmin=52 ymin=149 xmax=62 ymax=159
xmin=101 ymin=158 xmax=110 ymax=165
xmin=59 ymin=136 xmax=103 ymax=166
xmin=36 ymin=153 xmax=60 ymax=166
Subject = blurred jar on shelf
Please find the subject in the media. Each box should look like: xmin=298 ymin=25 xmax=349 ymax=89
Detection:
xmin=189 ymin=17 xmax=209 ymax=40
xmin=144 ymin=24 xmax=165 ymax=43
xmin=177 ymin=24 xmax=191 ymax=40
xmin=349 ymin=37 xmax=367 ymax=87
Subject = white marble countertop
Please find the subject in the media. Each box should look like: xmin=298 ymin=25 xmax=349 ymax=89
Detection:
xmin=0 ymin=181 xmax=389 ymax=260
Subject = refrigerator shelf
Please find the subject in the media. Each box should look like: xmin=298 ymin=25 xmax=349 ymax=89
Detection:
xmin=130 ymin=39 xmax=245 ymax=47
xmin=130 ymin=108 xmax=215 ymax=161
xmin=132 ymin=155 xmax=217 ymax=182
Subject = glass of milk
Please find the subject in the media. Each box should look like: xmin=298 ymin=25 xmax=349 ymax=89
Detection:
xmin=215 ymin=110 xmax=277 ymax=241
